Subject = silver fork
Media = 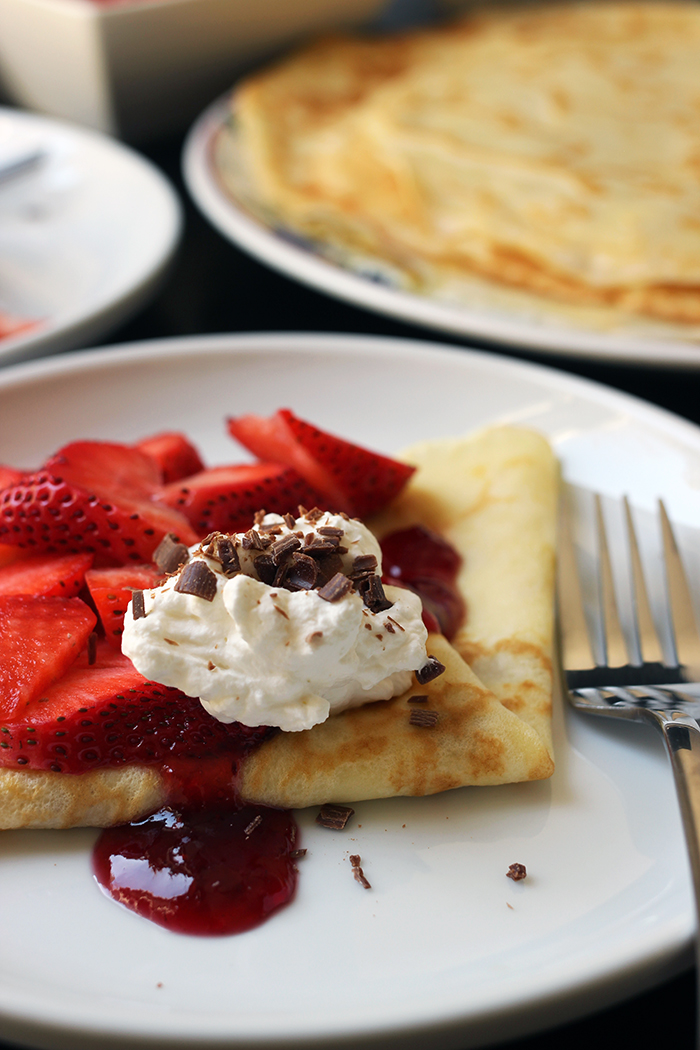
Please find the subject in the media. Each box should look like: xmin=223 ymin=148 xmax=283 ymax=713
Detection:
xmin=559 ymin=489 xmax=700 ymax=1036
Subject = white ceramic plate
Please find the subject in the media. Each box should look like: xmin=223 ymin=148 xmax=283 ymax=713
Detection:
xmin=0 ymin=332 xmax=697 ymax=1050
xmin=0 ymin=107 xmax=182 ymax=365
xmin=183 ymin=96 xmax=700 ymax=370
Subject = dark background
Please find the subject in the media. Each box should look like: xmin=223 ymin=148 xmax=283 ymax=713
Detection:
xmin=2 ymin=129 xmax=699 ymax=1050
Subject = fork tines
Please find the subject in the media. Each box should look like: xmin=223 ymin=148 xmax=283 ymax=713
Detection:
xmin=558 ymin=490 xmax=700 ymax=688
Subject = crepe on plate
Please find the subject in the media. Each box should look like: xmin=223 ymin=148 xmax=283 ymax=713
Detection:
xmin=0 ymin=425 xmax=557 ymax=828
xmin=230 ymin=1 xmax=700 ymax=324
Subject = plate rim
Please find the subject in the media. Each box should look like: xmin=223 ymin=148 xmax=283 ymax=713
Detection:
xmin=0 ymin=105 xmax=182 ymax=366
xmin=0 ymin=331 xmax=698 ymax=1050
xmin=182 ymin=94 xmax=700 ymax=371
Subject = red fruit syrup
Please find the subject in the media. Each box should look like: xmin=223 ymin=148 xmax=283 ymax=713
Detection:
xmin=92 ymin=744 xmax=300 ymax=937
xmin=380 ymin=525 xmax=466 ymax=639
xmin=93 ymin=803 xmax=299 ymax=937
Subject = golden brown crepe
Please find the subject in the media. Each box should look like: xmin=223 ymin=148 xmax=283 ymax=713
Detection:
xmin=229 ymin=1 xmax=700 ymax=324
xmin=0 ymin=425 xmax=558 ymax=828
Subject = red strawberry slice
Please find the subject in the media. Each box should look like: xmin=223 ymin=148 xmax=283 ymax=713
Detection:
xmin=0 ymin=465 xmax=24 ymax=489
xmin=0 ymin=642 xmax=270 ymax=774
xmin=0 ymin=441 xmax=198 ymax=564
xmin=0 ymin=595 xmax=97 ymax=719
xmin=86 ymin=563 xmax=163 ymax=648
xmin=227 ymin=409 xmax=415 ymax=518
xmin=155 ymin=462 xmax=324 ymax=536
xmin=0 ymin=552 xmax=94 ymax=598
xmin=135 ymin=432 xmax=205 ymax=484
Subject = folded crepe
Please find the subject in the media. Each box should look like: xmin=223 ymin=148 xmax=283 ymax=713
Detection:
xmin=0 ymin=426 xmax=558 ymax=828
xmin=229 ymin=1 xmax=700 ymax=324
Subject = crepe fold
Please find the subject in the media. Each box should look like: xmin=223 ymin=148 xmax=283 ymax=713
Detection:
xmin=0 ymin=425 xmax=558 ymax=828
xmin=230 ymin=2 xmax=700 ymax=323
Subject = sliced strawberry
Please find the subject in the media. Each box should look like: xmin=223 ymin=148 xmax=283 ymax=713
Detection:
xmin=0 ymin=642 xmax=270 ymax=774
xmin=155 ymin=462 xmax=324 ymax=536
xmin=0 ymin=465 xmax=24 ymax=489
xmin=135 ymin=432 xmax=205 ymax=484
xmin=0 ymin=551 xmax=93 ymax=598
xmin=227 ymin=409 xmax=415 ymax=518
xmin=0 ymin=441 xmax=198 ymax=563
xmin=86 ymin=563 xmax=163 ymax=648
xmin=0 ymin=595 xmax=97 ymax=719
xmin=43 ymin=440 xmax=162 ymax=497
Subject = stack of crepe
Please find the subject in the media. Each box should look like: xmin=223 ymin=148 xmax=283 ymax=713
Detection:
xmin=231 ymin=1 xmax=700 ymax=323
xmin=0 ymin=426 xmax=558 ymax=828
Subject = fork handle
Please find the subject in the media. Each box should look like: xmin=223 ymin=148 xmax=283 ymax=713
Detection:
xmin=660 ymin=711 xmax=700 ymax=1041
xmin=662 ymin=714 xmax=700 ymax=895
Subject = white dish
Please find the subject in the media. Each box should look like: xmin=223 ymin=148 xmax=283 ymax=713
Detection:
xmin=0 ymin=106 xmax=181 ymax=365
xmin=183 ymin=95 xmax=700 ymax=369
xmin=0 ymin=331 xmax=698 ymax=1050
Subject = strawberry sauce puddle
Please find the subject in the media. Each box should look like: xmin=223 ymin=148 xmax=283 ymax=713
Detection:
xmin=92 ymin=804 xmax=299 ymax=936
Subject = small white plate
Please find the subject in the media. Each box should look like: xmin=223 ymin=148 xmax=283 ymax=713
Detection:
xmin=0 ymin=107 xmax=182 ymax=365
xmin=183 ymin=95 xmax=700 ymax=369
xmin=0 ymin=332 xmax=698 ymax=1050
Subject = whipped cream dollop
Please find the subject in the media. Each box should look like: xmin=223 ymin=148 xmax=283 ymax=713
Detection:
xmin=121 ymin=511 xmax=429 ymax=732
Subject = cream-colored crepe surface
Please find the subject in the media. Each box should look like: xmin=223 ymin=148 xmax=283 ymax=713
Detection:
xmin=231 ymin=2 xmax=700 ymax=322
xmin=0 ymin=425 xmax=558 ymax=827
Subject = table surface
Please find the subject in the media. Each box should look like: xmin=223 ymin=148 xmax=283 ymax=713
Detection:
xmin=2 ymin=130 xmax=699 ymax=1050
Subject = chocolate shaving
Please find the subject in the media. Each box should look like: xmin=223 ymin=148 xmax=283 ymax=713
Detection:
xmin=415 ymin=656 xmax=446 ymax=685
xmin=407 ymin=694 xmax=429 ymax=704
xmin=304 ymin=507 xmax=325 ymax=523
xmin=174 ymin=560 xmax=218 ymax=601
xmin=284 ymin=513 xmax=296 ymax=529
xmin=253 ymin=509 xmax=266 ymax=525
xmin=87 ymin=632 xmax=97 ymax=665
xmin=506 ymin=863 xmax=527 ymax=881
xmin=349 ymin=855 xmax=371 ymax=890
xmin=316 ymin=804 xmax=354 ymax=830
xmin=242 ymin=529 xmax=269 ymax=550
xmin=244 ymin=814 xmax=263 ymax=837
xmin=153 ymin=533 xmax=190 ymax=575
xmin=290 ymin=848 xmax=307 ymax=859
xmin=352 ymin=553 xmax=377 ymax=573
xmin=131 ymin=590 xmax=146 ymax=620
xmin=317 ymin=572 xmax=353 ymax=603
xmin=408 ymin=708 xmax=439 ymax=728
xmin=304 ymin=536 xmax=341 ymax=555
xmin=358 ymin=574 xmax=392 ymax=613
xmin=282 ymin=551 xmax=318 ymax=591
xmin=202 ymin=534 xmax=240 ymax=576
xmin=270 ymin=533 xmax=302 ymax=563
xmin=317 ymin=526 xmax=344 ymax=539
xmin=254 ymin=554 xmax=277 ymax=586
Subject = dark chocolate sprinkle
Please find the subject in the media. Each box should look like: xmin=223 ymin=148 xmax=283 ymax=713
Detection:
xmin=506 ymin=863 xmax=527 ymax=881
xmin=352 ymin=553 xmax=378 ymax=573
xmin=174 ymin=560 xmax=218 ymax=601
xmin=282 ymin=551 xmax=318 ymax=591
xmin=317 ymin=572 xmax=353 ymax=603
xmin=407 ymin=694 xmax=429 ymax=704
xmin=153 ymin=533 xmax=189 ymax=575
xmin=358 ymin=574 xmax=392 ymax=613
xmin=415 ymin=656 xmax=446 ymax=685
xmin=349 ymin=854 xmax=372 ymax=889
xmin=132 ymin=590 xmax=146 ymax=620
xmin=316 ymin=804 xmax=354 ymax=830
xmin=270 ymin=533 xmax=302 ymax=563
xmin=408 ymin=708 xmax=439 ymax=728
xmin=254 ymin=554 xmax=277 ymax=586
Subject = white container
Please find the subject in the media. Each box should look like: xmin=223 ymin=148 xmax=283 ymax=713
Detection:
xmin=0 ymin=0 xmax=386 ymax=141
